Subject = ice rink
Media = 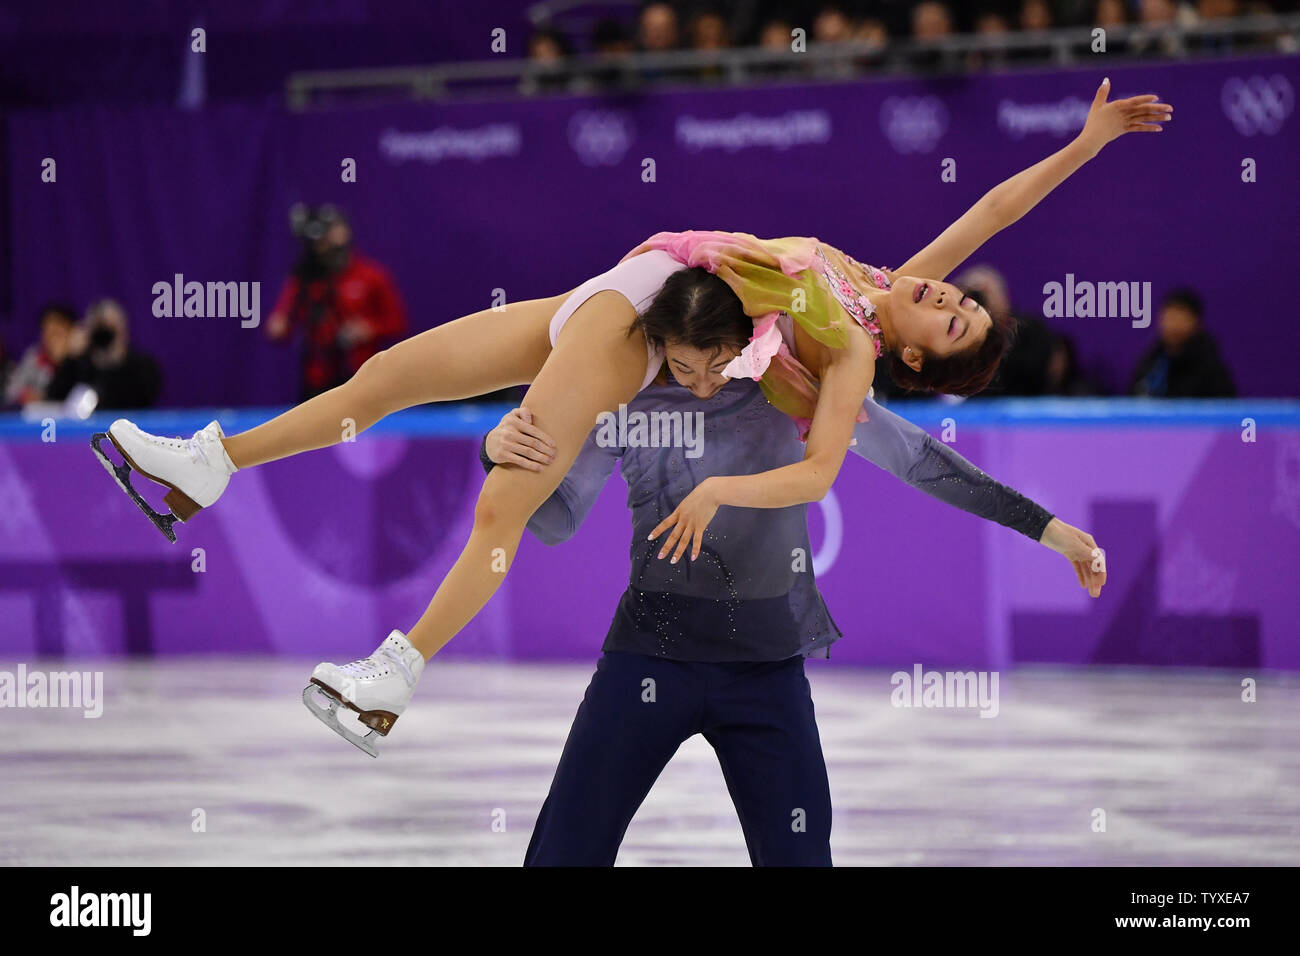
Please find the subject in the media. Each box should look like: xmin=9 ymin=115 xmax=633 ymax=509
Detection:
xmin=3 ymin=660 xmax=1297 ymax=866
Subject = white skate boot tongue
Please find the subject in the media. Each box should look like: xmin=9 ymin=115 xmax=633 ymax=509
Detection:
xmin=199 ymin=421 xmax=238 ymax=474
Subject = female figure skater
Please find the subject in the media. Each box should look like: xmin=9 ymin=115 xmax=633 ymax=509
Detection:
xmin=93 ymin=79 xmax=1166 ymax=754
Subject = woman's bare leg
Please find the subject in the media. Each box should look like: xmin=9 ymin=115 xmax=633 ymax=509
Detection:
xmin=220 ymin=291 xmax=571 ymax=469
xmin=403 ymin=290 xmax=648 ymax=657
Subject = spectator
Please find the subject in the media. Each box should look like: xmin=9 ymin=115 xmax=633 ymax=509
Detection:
xmin=528 ymin=26 xmax=571 ymax=61
xmin=1193 ymin=0 xmax=1242 ymax=53
xmin=855 ymin=17 xmax=889 ymax=48
xmin=912 ymin=1 xmax=954 ymax=40
xmin=1197 ymin=0 xmax=1242 ymax=18
xmin=638 ymin=1 xmax=680 ymax=51
xmin=1096 ymin=0 xmax=1132 ymax=26
xmin=953 ymin=264 xmax=1054 ymax=397
xmin=969 ymin=11 xmax=1012 ymax=69
xmin=46 ymin=299 xmax=162 ymax=409
xmin=991 ymin=313 xmax=1057 ymax=395
xmin=1141 ymin=0 xmax=1184 ymax=23
xmin=1046 ymin=333 xmax=1100 ymax=396
xmin=689 ymin=6 xmax=730 ymax=49
xmin=1011 ymin=0 xmax=1057 ymax=61
xmin=1092 ymin=0 xmax=1133 ymax=55
xmin=754 ymin=15 xmax=809 ymax=79
xmin=975 ymin=11 xmax=1013 ymax=35
xmin=583 ymin=17 xmax=635 ymax=91
xmin=267 ymin=205 xmax=409 ymax=401
xmin=637 ymin=1 xmax=680 ymax=84
xmin=911 ymin=1 xmax=959 ymax=72
xmin=3 ymin=302 xmax=77 ymax=407
xmin=759 ymin=17 xmax=795 ymax=51
xmin=954 ymin=264 xmax=1016 ymax=321
xmin=810 ymin=4 xmax=858 ymax=77
xmin=852 ymin=16 xmax=890 ymax=71
xmin=813 ymin=4 xmax=855 ymax=42
xmin=1020 ymin=0 xmax=1055 ymax=31
xmin=520 ymin=27 xmax=574 ymax=94
xmin=1245 ymin=1 xmax=1298 ymax=54
xmin=594 ymin=17 xmax=635 ymax=57
xmin=1129 ymin=289 xmax=1236 ymax=397
xmin=1133 ymin=0 xmax=1189 ymax=56
xmin=688 ymin=5 xmax=731 ymax=81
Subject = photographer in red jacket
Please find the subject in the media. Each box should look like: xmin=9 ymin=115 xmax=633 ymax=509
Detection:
xmin=267 ymin=204 xmax=409 ymax=400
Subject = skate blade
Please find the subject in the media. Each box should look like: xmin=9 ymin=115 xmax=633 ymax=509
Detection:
xmin=301 ymin=684 xmax=381 ymax=758
xmin=90 ymin=432 xmax=180 ymax=543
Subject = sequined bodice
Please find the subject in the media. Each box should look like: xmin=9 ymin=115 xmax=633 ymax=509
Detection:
xmin=810 ymin=245 xmax=887 ymax=358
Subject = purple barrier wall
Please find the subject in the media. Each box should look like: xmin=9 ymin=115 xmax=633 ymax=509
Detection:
xmin=5 ymin=55 xmax=1299 ymax=403
xmin=1 ymin=404 xmax=1296 ymax=670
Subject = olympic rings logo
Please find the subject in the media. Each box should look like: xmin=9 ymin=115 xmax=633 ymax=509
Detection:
xmin=1220 ymin=75 xmax=1293 ymax=136
xmin=879 ymin=95 xmax=949 ymax=154
xmin=567 ymin=110 xmax=634 ymax=166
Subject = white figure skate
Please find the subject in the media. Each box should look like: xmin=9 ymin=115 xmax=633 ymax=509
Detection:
xmin=302 ymin=630 xmax=426 ymax=758
xmin=91 ymin=419 xmax=237 ymax=542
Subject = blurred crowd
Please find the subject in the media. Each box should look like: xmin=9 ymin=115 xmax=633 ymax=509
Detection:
xmin=904 ymin=264 xmax=1237 ymax=400
xmin=0 ymin=205 xmax=420 ymax=413
xmin=520 ymin=0 xmax=1298 ymax=90
xmin=1 ymin=300 xmax=163 ymax=411
xmin=0 ymin=259 xmax=1236 ymax=411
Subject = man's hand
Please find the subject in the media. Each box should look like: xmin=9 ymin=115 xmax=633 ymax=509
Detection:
xmin=1077 ymin=78 xmax=1172 ymax=156
xmin=1039 ymin=517 xmax=1107 ymax=598
xmin=486 ymin=407 xmax=556 ymax=472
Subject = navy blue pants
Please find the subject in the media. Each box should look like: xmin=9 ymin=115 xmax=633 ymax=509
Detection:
xmin=525 ymin=650 xmax=832 ymax=866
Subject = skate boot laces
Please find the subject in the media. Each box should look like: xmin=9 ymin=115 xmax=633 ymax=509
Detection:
xmin=147 ymin=430 xmax=218 ymax=469
xmin=338 ymin=646 xmax=416 ymax=685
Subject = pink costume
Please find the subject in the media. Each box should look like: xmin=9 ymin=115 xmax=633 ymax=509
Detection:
xmin=548 ymin=249 xmax=682 ymax=391
xmin=551 ymin=231 xmax=889 ymax=440
xmin=621 ymin=231 xmax=888 ymax=439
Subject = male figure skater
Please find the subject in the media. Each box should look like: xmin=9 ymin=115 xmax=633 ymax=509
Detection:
xmin=482 ymin=379 xmax=1102 ymax=865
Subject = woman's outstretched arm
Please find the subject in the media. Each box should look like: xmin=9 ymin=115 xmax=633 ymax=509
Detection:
xmin=894 ymin=79 xmax=1173 ymax=282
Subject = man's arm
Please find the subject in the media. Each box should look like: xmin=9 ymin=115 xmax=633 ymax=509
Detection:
xmin=480 ymin=407 xmax=620 ymax=545
xmin=850 ymin=396 xmax=1052 ymax=540
xmin=850 ymin=397 xmax=1107 ymax=596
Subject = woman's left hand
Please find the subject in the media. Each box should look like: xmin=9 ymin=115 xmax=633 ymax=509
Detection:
xmin=1078 ymin=78 xmax=1173 ymax=155
xmin=649 ymin=478 xmax=724 ymax=563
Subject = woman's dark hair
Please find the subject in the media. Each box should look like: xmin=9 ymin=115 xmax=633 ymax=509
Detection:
xmin=629 ymin=266 xmax=752 ymax=357
xmin=888 ymin=300 xmax=1018 ymax=397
